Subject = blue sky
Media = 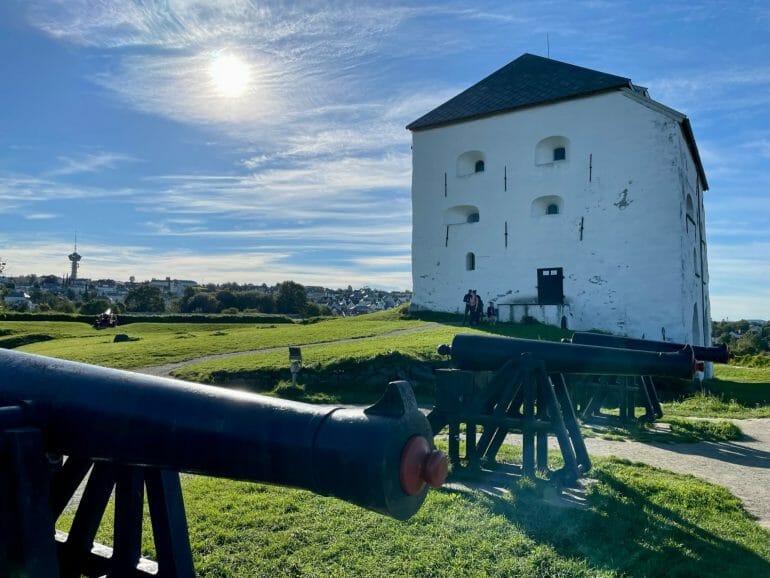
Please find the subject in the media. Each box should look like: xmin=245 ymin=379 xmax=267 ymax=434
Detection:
xmin=0 ymin=0 xmax=767 ymax=320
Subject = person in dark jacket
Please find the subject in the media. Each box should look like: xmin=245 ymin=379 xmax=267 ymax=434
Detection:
xmin=462 ymin=289 xmax=473 ymax=325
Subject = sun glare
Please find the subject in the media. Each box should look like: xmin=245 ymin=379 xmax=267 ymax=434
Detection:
xmin=209 ymin=53 xmax=251 ymax=98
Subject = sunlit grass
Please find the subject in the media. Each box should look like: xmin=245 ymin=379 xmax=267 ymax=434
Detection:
xmin=56 ymin=456 xmax=770 ymax=577
xmin=9 ymin=311 xmax=431 ymax=369
xmin=663 ymin=363 xmax=770 ymax=419
xmin=581 ymin=417 xmax=743 ymax=443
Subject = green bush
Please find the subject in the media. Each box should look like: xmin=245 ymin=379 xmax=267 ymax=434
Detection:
xmin=732 ymin=353 xmax=770 ymax=368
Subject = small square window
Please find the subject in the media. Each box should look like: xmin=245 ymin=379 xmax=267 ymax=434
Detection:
xmin=553 ymin=147 xmax=566 ymax=161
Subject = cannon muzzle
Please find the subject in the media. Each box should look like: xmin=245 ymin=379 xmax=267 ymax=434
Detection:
xmin=0 ymin=348 xmax=446 ymax=521
xmin=442 ymin=334 xmax=695 ymax=378
xmin=569 ymin=332 xmax=731 ymax=363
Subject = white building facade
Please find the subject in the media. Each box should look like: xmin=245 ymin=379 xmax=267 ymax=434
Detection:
xmin=408 ymin=54 xmax=711 ymax=346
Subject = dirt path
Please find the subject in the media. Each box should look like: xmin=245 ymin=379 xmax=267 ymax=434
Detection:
xmin=135 ymin=322 xmax=442 ymax=378
xmin=579 ymin=418 xmax=770 ymax=531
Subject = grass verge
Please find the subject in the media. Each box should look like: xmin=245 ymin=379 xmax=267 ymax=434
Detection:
xmin=581 ymin=417 xmax=743 ymax=443
xmin=662 ymin=363 xmax=770 ymax=419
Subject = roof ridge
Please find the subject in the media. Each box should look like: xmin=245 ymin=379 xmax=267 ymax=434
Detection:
xmin=407 ymin=53 xmax=631 ymax=131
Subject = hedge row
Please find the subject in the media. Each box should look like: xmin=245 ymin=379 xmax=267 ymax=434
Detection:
xmin=0 ymin=312 xmax=293 ymax=325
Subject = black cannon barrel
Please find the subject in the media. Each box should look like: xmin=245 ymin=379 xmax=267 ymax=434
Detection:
xmin=0 ymin=349 xmax=446 ymax=521
xmin=570 ymin=332 xmax=731 ymax=363
xmin=447 ymin=334 xmax=695 ymax=378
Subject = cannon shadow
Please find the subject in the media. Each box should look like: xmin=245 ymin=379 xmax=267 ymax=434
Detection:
xmin=444 ymin=459 xmax=770 ymax=577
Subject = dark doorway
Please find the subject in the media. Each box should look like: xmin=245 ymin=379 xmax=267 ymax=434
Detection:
xmin=537 ymin=268 xmax=564 ymax=305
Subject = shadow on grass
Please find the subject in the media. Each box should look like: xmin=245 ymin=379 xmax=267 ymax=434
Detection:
xmin=448 ymin=459 xmax=770 ymax=577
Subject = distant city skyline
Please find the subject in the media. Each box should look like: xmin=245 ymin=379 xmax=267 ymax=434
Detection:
xmin=1 ymin=1 xmax=768 ymax=320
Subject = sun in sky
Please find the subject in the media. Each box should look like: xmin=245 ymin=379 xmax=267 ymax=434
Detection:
xmin=208 ymin=51 xmax=251 ymax=98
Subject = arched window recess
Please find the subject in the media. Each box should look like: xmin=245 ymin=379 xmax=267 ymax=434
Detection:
xmin=535 ymin=136 xmax=570 ymax=165
xmin=466 ymin=252 xmax=476 ymax=271
xmin=457 ymin=151 xmax=486 ymax=177
xmin=531 ymin=195 xmax=564 ymax=217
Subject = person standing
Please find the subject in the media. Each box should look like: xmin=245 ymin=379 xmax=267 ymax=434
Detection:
xmin=462 ymin=289 xmax=472 ymax=325
xmin=486 ymin=302 xmax=497 ymax=325
xmin=469 ymin=290 xmax=479 ymax=326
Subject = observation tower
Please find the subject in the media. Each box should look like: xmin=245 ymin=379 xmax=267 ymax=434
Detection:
xmin=68 ymin=241 xmax=82 ymax=281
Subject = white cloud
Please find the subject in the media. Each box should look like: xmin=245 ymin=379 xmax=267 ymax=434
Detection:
xmin=0 ymin=175 xmax=138 ymax=202
xmin=47 ymin=152 xmax=139 ymax=177
xmin=0 ymin=238 xmax=412 ymax=290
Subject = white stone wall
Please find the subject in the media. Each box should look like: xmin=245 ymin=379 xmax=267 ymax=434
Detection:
xmin=411 ymin=90 xmax=711 ymax=345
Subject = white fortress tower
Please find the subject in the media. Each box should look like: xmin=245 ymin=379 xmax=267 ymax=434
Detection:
xmin=407 ymin=54 xmax=711 ymax=346
xmin=68 ymin=241 xmax=82 ymax=281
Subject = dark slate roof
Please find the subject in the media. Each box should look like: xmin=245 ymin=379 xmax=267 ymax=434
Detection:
xmin=407 ymin=53 xmax=632 ymax=131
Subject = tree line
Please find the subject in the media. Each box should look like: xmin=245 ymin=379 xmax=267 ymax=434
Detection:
xmin=712 ymin=319 xmax=770 ymax=356
xmin=1 ymin=278 xmax=331 ymax=317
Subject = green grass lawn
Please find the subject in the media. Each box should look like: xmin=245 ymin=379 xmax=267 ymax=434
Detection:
xmin=663 ymin=363 xmax=770 ymax=419
xmin=171 ymin=325 xmax=461 ymax=380
xmin=4 ymin=309 xmax=430 ymax=369
xmin=57 ymin=456 xmax=769 ymax=577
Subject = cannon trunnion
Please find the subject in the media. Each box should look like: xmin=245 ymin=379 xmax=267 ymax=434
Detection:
xmin=0 ymin=348 xmax=446 ymax=578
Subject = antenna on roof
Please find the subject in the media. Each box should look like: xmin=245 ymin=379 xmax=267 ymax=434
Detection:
xmin=547 ymin=33 xmax=550 ymax=58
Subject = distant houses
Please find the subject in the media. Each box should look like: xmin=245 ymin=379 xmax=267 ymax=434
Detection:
xmin=149 ymin=277 xmax=198 ymax=299
xmin=299 ymin=286 xmax=411 ymax=316
xmin=3 ymin=289 xmax=34 ymax=311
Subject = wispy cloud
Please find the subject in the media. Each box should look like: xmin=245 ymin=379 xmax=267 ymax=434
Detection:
xmin=0 ymin=175 xmax=138 ymax=202
xmin=47 ymin=152 xmax=139 ymax=176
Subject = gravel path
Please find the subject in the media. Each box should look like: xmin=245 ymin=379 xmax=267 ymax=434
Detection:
xmin=580 ymin=418 xmax=770 ymax=530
